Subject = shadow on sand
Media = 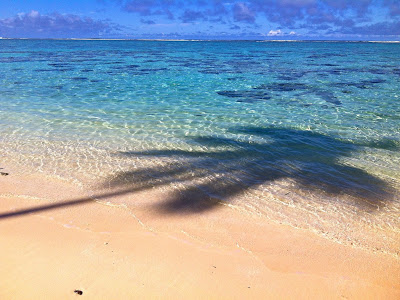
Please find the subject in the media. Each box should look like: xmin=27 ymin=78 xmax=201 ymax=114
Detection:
xmin=0 ymin=126 xmax=396 ymax=220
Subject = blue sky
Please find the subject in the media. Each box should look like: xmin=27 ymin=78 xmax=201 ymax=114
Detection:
xmin=0 ymin=0 xmax=399 ymax=40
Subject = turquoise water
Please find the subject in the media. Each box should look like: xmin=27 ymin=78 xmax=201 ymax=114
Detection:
xmin=1 ymin=40 xmax=399 ymax=254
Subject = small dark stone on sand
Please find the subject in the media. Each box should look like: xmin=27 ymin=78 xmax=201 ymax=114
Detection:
xmin=74 ymin=290 xmax=83 ymax=295
xmin=0 ymin=172 xmax=9 ymax=176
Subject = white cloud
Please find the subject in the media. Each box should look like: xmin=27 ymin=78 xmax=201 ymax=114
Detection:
xmin=289 ymin=31 xmax=296 ymax=35
xmin=0 ymin=10 xmax=121 ymax=38
xmin=28 ymin=10 xmax=40 ymax=18
xmin=267 ymin=29 xmax=282 ymax=36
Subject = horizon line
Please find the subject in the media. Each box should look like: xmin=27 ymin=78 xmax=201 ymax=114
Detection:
xmin=1 ymin=37 xmax=400 ymax=43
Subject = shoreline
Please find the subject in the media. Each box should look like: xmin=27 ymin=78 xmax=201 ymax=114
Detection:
xmin=1 ymin=164 xmax=399 ymax=299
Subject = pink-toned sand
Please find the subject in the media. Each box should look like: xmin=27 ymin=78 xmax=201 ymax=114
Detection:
xmin=0 ymin=168 xmax=399 ymax=299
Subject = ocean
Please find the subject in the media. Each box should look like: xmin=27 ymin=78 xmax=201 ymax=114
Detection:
xmin=1 ymin=39 xmax=399 ymax=255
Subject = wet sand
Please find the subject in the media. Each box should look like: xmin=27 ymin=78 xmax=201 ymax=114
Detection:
xmin=0 ymin=166 xmax=399 ymax=299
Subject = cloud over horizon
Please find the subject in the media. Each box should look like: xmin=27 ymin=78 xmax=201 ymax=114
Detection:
xmin=0 ymin=10 xmax=121 ymax=38
xmin=0 ymin=1 xmax=399 ymax=39
xmin=111 ymin=0 xmax=400 ymax=38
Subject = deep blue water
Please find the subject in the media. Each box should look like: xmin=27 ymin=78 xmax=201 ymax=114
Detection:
xmin=1 ymin=40 xmax=399 ymax=254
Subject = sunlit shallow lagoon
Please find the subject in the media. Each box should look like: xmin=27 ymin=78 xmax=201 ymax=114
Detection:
xmin=1 ymin=40 xmax=399 ymax=255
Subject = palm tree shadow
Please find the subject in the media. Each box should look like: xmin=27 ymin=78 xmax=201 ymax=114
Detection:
xmin=106 ymin=126 xmax=397 ymax=214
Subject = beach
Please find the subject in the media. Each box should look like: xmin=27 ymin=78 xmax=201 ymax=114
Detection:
xmin=1 ymin=40 xmax=400 ymax=298
xmin=1 ymin=165 xmax=399 ymax=299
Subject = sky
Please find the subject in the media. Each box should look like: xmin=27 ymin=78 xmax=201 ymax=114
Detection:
xmin=0 ymin=0 xmax=399 ymax=40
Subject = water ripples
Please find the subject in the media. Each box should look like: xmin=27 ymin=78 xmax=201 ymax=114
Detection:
xmin=1 ymin=40 xmax=399 ymax=255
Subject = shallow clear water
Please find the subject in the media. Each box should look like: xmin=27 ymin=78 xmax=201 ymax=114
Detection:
xmin=1 ymin=40 xmax=399 ymax=255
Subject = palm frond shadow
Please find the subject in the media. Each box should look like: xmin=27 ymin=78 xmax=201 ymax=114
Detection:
xmin=106 ymin=126 xmax=396 ymax=214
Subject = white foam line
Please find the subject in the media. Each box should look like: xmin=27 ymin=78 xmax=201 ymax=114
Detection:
xmin=0 ymin=193 xmax=50 ymax=201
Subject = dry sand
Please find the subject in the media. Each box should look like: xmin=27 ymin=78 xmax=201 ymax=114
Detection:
xmin=0 ymin=165 xmax=399 ymax=299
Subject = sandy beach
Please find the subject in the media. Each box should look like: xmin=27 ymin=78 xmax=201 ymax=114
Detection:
xmin=1 ymin=163 xmax=399 ymax=299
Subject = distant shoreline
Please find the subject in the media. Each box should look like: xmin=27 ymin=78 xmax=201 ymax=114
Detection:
xmin=0 ymin=37 xmax=399 ymax=43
